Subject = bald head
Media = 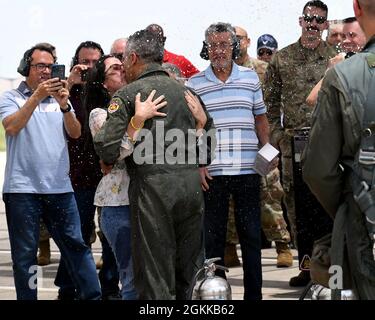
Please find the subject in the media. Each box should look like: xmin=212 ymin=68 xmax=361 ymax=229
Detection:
xmin=234 ymin=26 xmax=248 ymax=38
xmin=110 ymin=38 xmax=128 ymax=56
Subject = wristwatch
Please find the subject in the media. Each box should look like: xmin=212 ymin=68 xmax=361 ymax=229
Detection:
xmin=60 ymin=103 xmax=72 ymax=113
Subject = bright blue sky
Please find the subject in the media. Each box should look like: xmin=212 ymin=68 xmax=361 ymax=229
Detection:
xmin=0 ymin=0 xmax=354 ymax=79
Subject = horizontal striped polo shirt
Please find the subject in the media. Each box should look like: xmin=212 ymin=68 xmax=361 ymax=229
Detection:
xmin=187 ymin=62 xmax=266 ymax=176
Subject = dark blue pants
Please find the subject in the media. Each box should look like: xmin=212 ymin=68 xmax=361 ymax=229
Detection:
xmin=4 ymin=193 xmax=101 ymax=300
xmin=204 ymin=174 xmax=262 ymax=300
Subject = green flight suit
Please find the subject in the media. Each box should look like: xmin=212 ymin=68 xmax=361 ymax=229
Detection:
xmin=303 ymin=36 xmax=375 ymax=299
xmin=94 ymin=63 xmax=215 ymax=300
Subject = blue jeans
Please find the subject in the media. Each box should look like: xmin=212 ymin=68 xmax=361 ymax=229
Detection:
xmin=204 ymin=174 xmax=262 ymax=300
xmin=101 ymin=206 xmax=137 ymax=300
xmin=3 ymin=193 xmax=101 ymax=300
xmin=54 ymin=188 xmax=99 ymax=298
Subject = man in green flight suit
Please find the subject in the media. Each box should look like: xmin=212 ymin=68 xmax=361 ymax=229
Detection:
xmin=303 ymin=0 xmax=375 ymax=300
xmin=94 ymin=29 xmax=215 ymax=299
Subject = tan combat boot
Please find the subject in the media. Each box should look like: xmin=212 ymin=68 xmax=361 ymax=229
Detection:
xmin=276 ymin=241 xmax=293 ymax=268
xmin=224 ymin=243 xmax=241 ymax=267
xmin=37 ymin=239 xmax=51 ymax=266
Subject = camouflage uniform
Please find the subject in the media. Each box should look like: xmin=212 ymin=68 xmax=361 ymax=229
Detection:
xmin=260 ymin=168 xmax=290 ymax=243
xmin=303 ymin=37 xmax=375 ymax=299
xmin=245 ymin=57 xmax=268 ymax=83
xmin=226 ymin=57 xmax=290 ymax=246
xmin=264 ymin=39 xmax=336 ymax=249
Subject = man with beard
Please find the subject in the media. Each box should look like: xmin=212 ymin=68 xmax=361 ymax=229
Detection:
xmin=264 ymin=0 xmax=336 ymax=287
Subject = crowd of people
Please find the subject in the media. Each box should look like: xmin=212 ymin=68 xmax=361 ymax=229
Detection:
xmin=0 ymin=0 xmax=374 ymax=300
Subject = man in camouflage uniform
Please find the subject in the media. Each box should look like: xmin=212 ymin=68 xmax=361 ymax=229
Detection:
xmin=303 ymin=0 xmax=375 ymax=299
xmin=264 ymin=0 xmax=336 ymax=286
xmin=227 ymin=26 xmax=293 ymax=268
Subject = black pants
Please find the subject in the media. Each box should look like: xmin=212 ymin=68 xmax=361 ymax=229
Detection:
xmin=294 ymin=164 xmax=333 ymax=266
xmin=204 ymin=174 xmax=262 ymax=300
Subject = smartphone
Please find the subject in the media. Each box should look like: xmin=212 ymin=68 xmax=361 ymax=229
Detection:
xmin=81 ymin=69 xmax=89 ymax=82
xmin=51 ymin=64 xmax=66 ymax=80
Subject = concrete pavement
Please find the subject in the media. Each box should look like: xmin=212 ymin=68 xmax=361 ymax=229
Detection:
xmin=0 ymin=151 xmax=305 ymax=300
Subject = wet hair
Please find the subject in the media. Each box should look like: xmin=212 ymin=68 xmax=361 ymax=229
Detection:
xmin=204 ymin=22 xmax=237 ymax=44
xmin=303 ymin=0 xmax=328 ymax=16
xmin=126 ymin=29 xmax=164 ymax=64
xmin=146 ymin=24 xmax=166 ymax=44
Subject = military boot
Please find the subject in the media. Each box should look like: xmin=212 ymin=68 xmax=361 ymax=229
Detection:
xmin=276 ymin=241 xmax=293 ymax=268
xmin=37 ymin=239 xmax=51 ymax=266
xmin=224 ymin=244 xmax=241 ymax=267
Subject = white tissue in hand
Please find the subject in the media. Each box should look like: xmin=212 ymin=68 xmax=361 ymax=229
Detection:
xmin=254 ymin=143 xmax=279 ymax=176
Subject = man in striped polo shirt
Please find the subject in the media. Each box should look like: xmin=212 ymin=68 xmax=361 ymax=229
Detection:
xmin=187 ymin=22 xmax=271 ymax=300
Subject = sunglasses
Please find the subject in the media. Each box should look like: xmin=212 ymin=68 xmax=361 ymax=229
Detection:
xmin=258 ymin=49 xmax=273 ymax=56
xmin=302 ymin=14 xmax=327 ymax=24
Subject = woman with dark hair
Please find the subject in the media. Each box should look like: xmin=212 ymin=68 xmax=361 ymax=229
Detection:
xmin=85 ymin=54 xmax=208 ymax=300
xmin=84 ymin=54 xmax=168 ymax=299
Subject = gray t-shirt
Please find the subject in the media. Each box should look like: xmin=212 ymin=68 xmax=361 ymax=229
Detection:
xmin=0 ymin=81 xmax=74 ymax=194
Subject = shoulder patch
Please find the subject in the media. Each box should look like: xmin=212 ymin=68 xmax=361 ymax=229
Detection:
xmin=367 ymin=53 xmax=375 ymax=68
xmin=108 ymin=99 xmax=121 ymax=114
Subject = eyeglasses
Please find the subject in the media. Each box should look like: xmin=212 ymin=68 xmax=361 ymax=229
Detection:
xmin=30 ymin=63 xmax=53 ymax=71
xmin=104 ymin=64 xmax=123 ymax=74
xmin=258 ymin=49 xmax=274 ymax=56
xmin=303 ymin=14 xmax=327 ymax=24
xmin=207 ymin=42 xmax=233 ymax=50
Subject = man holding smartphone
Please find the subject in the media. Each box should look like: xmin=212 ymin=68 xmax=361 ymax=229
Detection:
xmin=55 ymin=41 xmax=120 ymax=300
xmin=0 ymin=44 xmax=101 ymax=300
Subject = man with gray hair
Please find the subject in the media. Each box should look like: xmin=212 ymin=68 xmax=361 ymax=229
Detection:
xmin=188 ymin=22 xmax=272 ymax=300
xmin=326 ymin=20 xmax=344 ymax=52
xmin=110 ymin=38 xmax=128 ymax=61
xmin=94 ymin=29 xmax=215 ymax=299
